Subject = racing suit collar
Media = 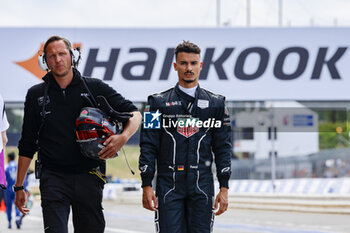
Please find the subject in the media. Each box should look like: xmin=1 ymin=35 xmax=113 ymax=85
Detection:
xmin=175 ymin=83 xmax=200 ymax=114
xmin=175 ymin=83 xmax=198 ymax=102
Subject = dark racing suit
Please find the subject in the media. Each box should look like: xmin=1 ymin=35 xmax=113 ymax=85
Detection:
xmin=139 ymin=84 xmax=232 ymax=233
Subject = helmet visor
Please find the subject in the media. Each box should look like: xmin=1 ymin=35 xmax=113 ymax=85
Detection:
xmin=76 ymin=128 xmax=112 ymax=141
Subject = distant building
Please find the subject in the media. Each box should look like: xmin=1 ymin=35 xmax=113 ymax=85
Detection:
xmin=233 ymin=101 xmax=319 ymax=159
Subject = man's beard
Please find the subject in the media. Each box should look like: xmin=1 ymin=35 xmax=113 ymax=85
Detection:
xmin=183 ymin=78 xmax=196 ymax=83
xmin=53 ymin=68 xmax=70 ymax=78
xmin=183 ymin=71 xmax=196 ymax=83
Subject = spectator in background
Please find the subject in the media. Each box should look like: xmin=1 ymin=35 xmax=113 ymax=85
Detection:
xmin=0 ymin=93 xmax=9 ymax=190
xmin=5 ymin=152 xmax=23 ymax=229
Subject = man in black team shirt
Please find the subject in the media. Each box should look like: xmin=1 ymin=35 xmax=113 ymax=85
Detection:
xmin=14 ymin=35 xmax=142 ymax=233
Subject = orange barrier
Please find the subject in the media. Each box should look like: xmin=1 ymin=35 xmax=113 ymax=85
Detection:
xmin=0 ymin=199 xmax=6 ymax=212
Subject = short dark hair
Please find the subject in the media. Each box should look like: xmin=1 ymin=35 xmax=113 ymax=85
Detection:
xmin=8 ymin=152 xmax=15 ymax=161
xmin=174 ymin=41 xmax=201 ymax=58
xmin=43 ymin=35 xmax=72 ymax=54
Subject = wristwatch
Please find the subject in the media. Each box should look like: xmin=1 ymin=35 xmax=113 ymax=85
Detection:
xmin=12 ymin=185 xmax=25 ymax=192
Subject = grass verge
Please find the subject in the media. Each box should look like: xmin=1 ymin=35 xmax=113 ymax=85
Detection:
xmin=4 ymin=145 xmax=141 ymax=180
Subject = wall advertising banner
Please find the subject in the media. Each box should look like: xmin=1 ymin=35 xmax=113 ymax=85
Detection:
xmin=0 ymin=27 xmax=349 ymax=102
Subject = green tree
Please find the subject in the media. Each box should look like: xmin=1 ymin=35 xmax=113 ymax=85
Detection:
xmin=319 ymin=122 xmax=349 ymax=150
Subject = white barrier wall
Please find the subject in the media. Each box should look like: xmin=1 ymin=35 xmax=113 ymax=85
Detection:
xmin=27 ymin=174 xmax=350 ymax=200
xmin=102 ymin=178 xmax=350 ymax=200
xmin=1 ymin=28 xmax=350 ymax=102
xmin=227 ymin=178 xmax=350 ymax=195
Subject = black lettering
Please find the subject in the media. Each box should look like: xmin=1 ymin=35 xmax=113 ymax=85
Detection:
xmin=235 ymin=47 xmax=269 ymax=80
xmin=199 ymin=48 xmax=234 ymax=80
xmin=122 ymin=48 xmax=156 ymax=80
xmin=83 ymin=48 xmax=120 ymax=81
xmin=311 ymin=47 xmax=347 ymax=79
xmin=159 ymin=48 xmax=174 ymax=80
xmin=274 ymin=47 xmax=308 ymax=80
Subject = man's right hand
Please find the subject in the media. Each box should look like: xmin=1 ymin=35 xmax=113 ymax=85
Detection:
xmin=15 ymin=190 xmax=29 ymax=215
xmin=142 ymin=186 xmax=158 ymax=211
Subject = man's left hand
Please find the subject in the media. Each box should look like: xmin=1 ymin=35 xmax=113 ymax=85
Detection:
xmin=98 ymin=134 xmax=128 ymax=159
xmin=214 ymin=187 xmax=229 ymax=216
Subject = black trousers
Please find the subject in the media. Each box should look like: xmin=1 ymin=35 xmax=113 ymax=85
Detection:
xmin=39 ymin=168 xmax=105 ymax=233
xmin=155 ymin=170 xmax=214 ymax=233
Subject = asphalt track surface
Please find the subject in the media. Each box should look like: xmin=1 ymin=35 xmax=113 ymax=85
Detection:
xmin=0 ymin=200 xmax=349 ymax=233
